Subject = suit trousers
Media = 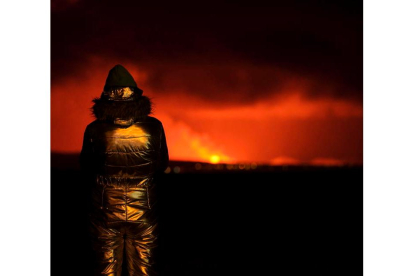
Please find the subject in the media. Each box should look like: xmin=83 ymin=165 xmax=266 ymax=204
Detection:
xmin=90 ymin=219 xmax=158 ymax=276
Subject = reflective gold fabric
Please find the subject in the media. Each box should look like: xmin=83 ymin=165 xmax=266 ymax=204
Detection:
xmin=90 ymin=221 xmax=158 ymax=276
xmin=80 ymin=116 xmax=168 ymax=276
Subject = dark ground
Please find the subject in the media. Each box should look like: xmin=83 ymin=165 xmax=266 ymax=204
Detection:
xmin=51 ymin=153 xmax=362 ymax=276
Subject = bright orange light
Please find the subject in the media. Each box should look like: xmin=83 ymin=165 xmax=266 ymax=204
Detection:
xmin=210 ymin=155 xmax=221 ymax=164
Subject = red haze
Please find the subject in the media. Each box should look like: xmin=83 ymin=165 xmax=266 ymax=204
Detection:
xmin=51 ymin=63 xmax=362 ymax=165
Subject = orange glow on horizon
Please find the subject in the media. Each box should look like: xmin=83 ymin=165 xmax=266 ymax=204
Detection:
xmin=310 ymin=158 xmax=346 ymax=166
xmin=51 ymin=62 xmax=362 ymax=166
xmin=210 ymin=155 xmax=221 ymax=164
xmin=270 ymin=156 xmax=302 ymax=166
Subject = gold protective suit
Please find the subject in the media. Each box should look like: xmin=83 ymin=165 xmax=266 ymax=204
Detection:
xmin=80 ymin=108 xmax=169 ymax=276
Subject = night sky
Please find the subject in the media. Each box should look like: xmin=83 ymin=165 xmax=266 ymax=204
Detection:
xmin=51 ymin=0 xmax=362 ymax=165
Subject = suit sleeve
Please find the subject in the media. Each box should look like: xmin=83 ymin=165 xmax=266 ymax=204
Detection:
xmin=79 ymin=126 xmax=95 ymax=212
xmin=80 ymin=126 xmax=93 ymax=174
xmin=157 ymin=123 xmax=169 ymax=173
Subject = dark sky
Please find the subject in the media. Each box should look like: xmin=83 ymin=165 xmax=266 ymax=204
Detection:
xmin=52 ymin=0 xmax=362 ymax=102
xmin=51 ymin=0 xmax=363 ymax=164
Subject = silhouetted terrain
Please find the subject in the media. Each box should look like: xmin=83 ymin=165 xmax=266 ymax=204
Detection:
xmin=51 ymin=153 xmax=362 ymax=276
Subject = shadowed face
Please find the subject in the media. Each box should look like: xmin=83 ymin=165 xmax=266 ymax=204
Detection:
xmin=102 ymin=87 xmax=135 ymax=101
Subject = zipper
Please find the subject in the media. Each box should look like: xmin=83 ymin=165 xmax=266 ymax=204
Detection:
xmin=146 ymin=177 xmax=153 ymax=209
xmin=125 ymin=179 xmax=128 ymax=221
xmin=101 ymin=184 xmax=106 ymax=210
xmin=146 ymin=185 xmax=151 ymax=210
xmin=97 ymin=175 xmax=106 ymax=210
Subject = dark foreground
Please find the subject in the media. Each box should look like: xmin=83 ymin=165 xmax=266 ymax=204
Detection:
xmin=51 ymin=156 xmax=362 ymax=276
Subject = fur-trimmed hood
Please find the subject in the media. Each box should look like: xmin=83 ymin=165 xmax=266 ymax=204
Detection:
xmin=91 ymin=95 xmax=152 ymax=124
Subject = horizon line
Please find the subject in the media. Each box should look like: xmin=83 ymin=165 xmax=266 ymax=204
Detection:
xmin=51 ymin=151 xmax=362 ymax=167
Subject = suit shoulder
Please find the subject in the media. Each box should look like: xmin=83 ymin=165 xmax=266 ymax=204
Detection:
xmin=146 ymin=116 xmax=164 ymax=126
xmin=85 ymin=120 xmax=103 ymax=131
xmin=86 ymin=120 xmax=100 ymax=127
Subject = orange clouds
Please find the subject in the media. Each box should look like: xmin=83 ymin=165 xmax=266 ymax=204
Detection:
xmin=51 ymin=61 xmax=362 ymax=165
xmin=163 ymin=92 xmax=362 ymax=120
xmin=153 ymin=113 xmax=234 ymax=163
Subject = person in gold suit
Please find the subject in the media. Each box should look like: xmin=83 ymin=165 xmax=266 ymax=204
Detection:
xmin=80 ymin=64 xmax=169 ymax=276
